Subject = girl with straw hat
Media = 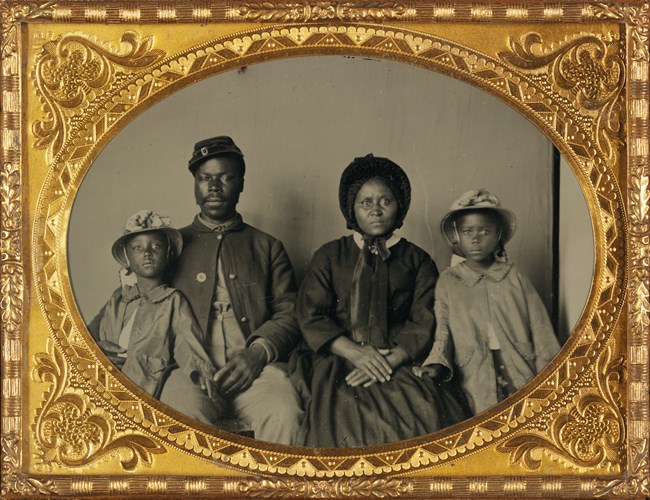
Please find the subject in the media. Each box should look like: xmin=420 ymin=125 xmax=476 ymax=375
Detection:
xmin=89 ymin=210 xmax=221 ymax=421
xmin=413 ymin=189 xmax=560 ymax=415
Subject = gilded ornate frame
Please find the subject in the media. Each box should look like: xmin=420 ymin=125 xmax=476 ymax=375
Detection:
xmin=1 ymin=0 xmax=648 ymax=498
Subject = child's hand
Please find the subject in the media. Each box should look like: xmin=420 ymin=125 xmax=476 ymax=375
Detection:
xmin=412 ymin=363 xmax=446 ymax=379
xmin=199 ymin=376 xmax=214 ymax=399
xmin=193 ymin=365 xmax=223 ymax=403
xmin=97 ymin=341 xmax=127 ymax=368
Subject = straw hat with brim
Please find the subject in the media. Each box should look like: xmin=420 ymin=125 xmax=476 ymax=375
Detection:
xmin=440 ymin=189 xmax=517 ymax=248
xmin=111 ymin=210 xmax=183 ymax=269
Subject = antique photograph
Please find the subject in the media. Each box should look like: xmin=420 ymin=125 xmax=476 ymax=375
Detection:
xmin=1 ymin=0 xmax=646 ymax=497
xmin=68 ymin=56 xmax=591 ymax=446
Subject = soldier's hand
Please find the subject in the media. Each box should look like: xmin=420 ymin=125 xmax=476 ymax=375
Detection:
xmin=213 ymin=344 xmax=267 ymax=396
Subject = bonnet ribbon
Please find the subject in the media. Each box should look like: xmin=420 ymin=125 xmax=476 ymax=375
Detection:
xmin=350 ymin=235 xmax=391 ymax=347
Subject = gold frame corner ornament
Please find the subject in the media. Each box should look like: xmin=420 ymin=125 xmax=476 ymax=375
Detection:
xmin=32 ymin=29 xmax=167 ymax=161
xmin=1 ymin=1 xmax=55 ymax=57
xmin=32 ymin=340 xmax=167 ymax=472
xmin=496 ymin=345 xmax=626 ymax=473
xmin=1 ymin=0 xmax=649 ymax=497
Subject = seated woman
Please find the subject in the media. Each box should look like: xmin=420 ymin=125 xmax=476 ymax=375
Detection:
xmin=292 ymin=154 xmax=468 ymax=447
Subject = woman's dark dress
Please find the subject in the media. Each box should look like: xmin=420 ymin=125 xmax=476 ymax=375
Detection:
xmin=292 ymin=235 xmax=467 ymax=447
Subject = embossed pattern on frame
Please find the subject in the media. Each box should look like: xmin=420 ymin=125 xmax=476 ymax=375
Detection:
xmin=30 ymin=24 xmax=626 ymax=477
xmin=0 ymin=0 xmax=647 ymax=496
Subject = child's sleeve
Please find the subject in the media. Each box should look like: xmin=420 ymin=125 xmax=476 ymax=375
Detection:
xmin=420 ymin=274 xmax=454 ymax=380
xmin=521 ymin=273 xmax=561 ymax=372
xmin=87 ymin=287 xmax=122 ymax=342
xmin=170 ymin=294 xmax=216 ymax=386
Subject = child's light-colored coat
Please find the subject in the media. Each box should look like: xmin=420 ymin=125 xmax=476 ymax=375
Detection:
xmin=423 ymin=261 xmax=560 ymax=415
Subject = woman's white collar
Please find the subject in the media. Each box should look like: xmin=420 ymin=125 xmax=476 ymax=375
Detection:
xmin=353 ymin=232 xmax=402 ymax=249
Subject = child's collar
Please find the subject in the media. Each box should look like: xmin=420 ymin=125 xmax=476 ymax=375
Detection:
xmin=122 ymin=283 xmax=175 ymax=303
xmin=448 ymin=260 xmax=513 ymax=286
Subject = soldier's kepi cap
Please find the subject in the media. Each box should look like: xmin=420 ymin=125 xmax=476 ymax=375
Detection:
xmin=188 ymin=136 xmax=245 ymax=175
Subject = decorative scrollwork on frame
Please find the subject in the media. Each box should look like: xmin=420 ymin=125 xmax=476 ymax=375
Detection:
xmin=593 ymin=2 xmax=649 ymax=62
xmin=0 ymin=162 xmax=21 ymax=233
xmin=1 ymin=437 xmax=56 ymax=496
xmin=225 ymin=477 xmax=413 ymax=498
xmin=594 ymin=440 xmax=650 ymax=497
xmin=627 ymin=3 xmax=650 ymax=62
xmin=32 ymin=31 xmax=166 ymax=159
xmin=29 ymin=24 xmax=627 ymax=477
xmin=630 ymin=275 xmax=650 ymax=332
xmin=497 ymin=345 xmax=625 ymax=471
xmin=591 ymin=2 xmax=626 ymax=20
xmin=1 ymin=162 xmax=22 ymax=262
xmin=499 ymin=32 xmax=625 ymax=164
xmin=0 ymin=1 xmax=55 ymax=58
xmin=32 ymin=341 xmax=166 ymax=471
xmin=0 ymin=168 xmax=23 ymax=333
xmin=236 ymin=1 xmax=409 ymax=22
xmin=0 ymin=264 xmax=22 ymax=337
xmin=630 ymin=175 xmax=650 ymax=229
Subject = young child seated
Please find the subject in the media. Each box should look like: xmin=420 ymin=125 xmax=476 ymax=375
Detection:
xmin=89 ymin=210 xmax=219 ymax=420
xmin=413 ymin=189 xmax=561 ymax=415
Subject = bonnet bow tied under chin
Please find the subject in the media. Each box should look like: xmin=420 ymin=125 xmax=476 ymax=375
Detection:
xmin=350 ymin=235 xmax=390 ymax=347
xmin=362 ymin=234 xmax=392 ymax=261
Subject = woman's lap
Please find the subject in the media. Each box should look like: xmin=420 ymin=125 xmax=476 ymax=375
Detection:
xmin=301 ymin=355 xmax=466 ymax=447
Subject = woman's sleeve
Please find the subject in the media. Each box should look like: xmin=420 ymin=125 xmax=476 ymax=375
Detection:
xmin=421 ymin=274 xmax=455 ymax=380
xmin=171 ymin=294 xmax=216 ymax=384
xmin=392 ymin=253 xmax=439 ymax=362
xmin=297 ymin=246 xmax=348 ymax=353
xmin=520 ymin=273 xmax=561 ymax=372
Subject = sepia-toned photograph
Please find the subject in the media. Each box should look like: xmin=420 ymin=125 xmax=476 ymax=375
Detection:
xmin=68 ymin=56 xmax=592 ymax=447
xmin=3 ymin=1 xmax=645 ymax=496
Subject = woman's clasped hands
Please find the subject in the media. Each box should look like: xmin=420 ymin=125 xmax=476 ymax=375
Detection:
xmin=344 ymin=343 xmax=411 ymax=388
